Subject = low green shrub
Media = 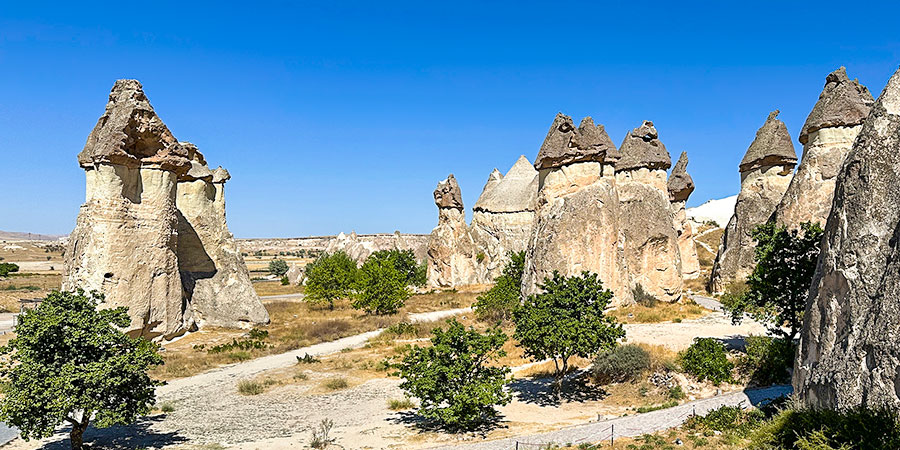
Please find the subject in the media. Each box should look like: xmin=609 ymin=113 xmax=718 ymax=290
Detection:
xmin=679 ymin=338 xmax=733 ymax=385
xmin=750 ymin=406 xmax=900 ymax=450
xmin=473 ymin=251 xmax=525 ymax=323
xmin=324 ymin=377 xmax=348 ymax=390
xmin=636 ymin=400 xmax=678 ymax=413
xmin=387 ymin=397 xmax=414 ymax=410
xmin=237 ymin=380 xmax=264 ymax=395
xmin=592 ymin=344 xmax=650 ymax=384
xmin=685 ymin=405 xmax=764 ymax=437
xmin=738 ymin=335 xmax=794 ymax=385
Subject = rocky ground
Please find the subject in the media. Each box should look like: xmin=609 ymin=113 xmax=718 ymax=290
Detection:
xmin=6 ymin=307 xmax=770 ymax=450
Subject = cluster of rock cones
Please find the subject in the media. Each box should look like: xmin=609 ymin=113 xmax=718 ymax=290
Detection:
xmin=63 ymin=80 xmax=268 ymax=340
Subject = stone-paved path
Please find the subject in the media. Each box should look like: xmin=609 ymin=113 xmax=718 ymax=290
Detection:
xmin=429 ymin=385 xmax=793 ymax=450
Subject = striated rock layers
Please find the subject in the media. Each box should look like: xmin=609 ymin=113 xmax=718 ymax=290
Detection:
xmin=709 ymin=111 xmax=797 ymax=293
xmin=773 ymin=67 xmax=874 ymax=229
xmin=614 ymin=121 xmax=683 ymax=302
xmin=668 ymin=152 xmax=701 ymax=280
xmin=427 ymin=175 xmax=481 ymax=288
xmin=795 ymin=68 xmax=900 ymax=410
xmin=176 ymin=145 xmax=269 ymax=329
xmin=63 ymin=79 xmax=267 ymax=340
xmin=522 ymin=113 xmax=632 ymax=304
xmin=470 ymin=155 xmax=539 ymax=280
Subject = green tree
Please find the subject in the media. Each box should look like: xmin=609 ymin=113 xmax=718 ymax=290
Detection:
xmin=723 ymin=221 xmax=824 ymax=340
xmin=473 ymin=251 xmax=525 ymax=322
xmin=268 ymin=258 xmax=289 ymax=277
xmin=513 ymin=271 xmax=625 ymax=387
xmin=304 ymin=251 xmax=358 ymax=309
xmin=352 ymin=257 xmax=409 ymax=314
xmin=679 ymin=337 xmax=733 ymax=385
xmin=0 ymin=290 xmax=163 ymax=450
xmin=0 ymin=263 xmax=19 ymax=277
xmin=395 ymin=319 xmax=510 ymax=430
xmin=366 ymin=249 xmax=426 ymax=287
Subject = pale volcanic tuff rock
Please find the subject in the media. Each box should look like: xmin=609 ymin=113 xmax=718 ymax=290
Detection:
xmin=522 ymin=114 xmax=632 ymax=304
xmin=470 ymin=155 xmax=539 ymax=280
xmin=614 ymin=121 xmax=683 ymax=302
xmin=427 ymin=175 xmax=481 ymax=288
xmin=176 ymin=146 xmax=269 ymax=329
xmin=795 ymin=68 xmax=900 ymax=410
xmin=668 ymin=152 xmax=701 ymax=280
xmin=773 ymin=68 xmax=874 ymax=229
xmin=325 ymin=230 xmax=429 ymax=266
xmin=64 ymin=80 xmax=268 ymax=340
xmin=709 ymin=111 xmax=797 ymax=293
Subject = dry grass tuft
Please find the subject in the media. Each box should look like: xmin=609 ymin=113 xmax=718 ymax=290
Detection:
xmin=610 ymin=299 xmax=708 ymax=324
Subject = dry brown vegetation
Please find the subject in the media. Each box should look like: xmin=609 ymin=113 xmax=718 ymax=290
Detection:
xmin=0 ymin=273 xmax=61 ymax=313
xmin=151 ymin=289 xmax=481 ymax=380
xmin=609 ymin=299 xmax=708 ymax=324
xmin=252 ymin=280 xmax=305 ymax=297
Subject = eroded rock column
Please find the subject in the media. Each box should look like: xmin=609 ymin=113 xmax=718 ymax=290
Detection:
xmin=426 ymin=174 xmax=479 ymax=288
xmin=668 ymin=152 xmax=701 ymax=280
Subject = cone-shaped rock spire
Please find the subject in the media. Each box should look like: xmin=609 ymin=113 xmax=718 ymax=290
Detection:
xmin=799 ymin=67 xmax=875 ymax=145
xmin=738 ymin=111 xmax=797 ymax=172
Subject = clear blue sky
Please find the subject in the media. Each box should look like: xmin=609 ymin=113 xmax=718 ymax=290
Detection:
xmin=2 ymin=2 xmax=899 ymax=238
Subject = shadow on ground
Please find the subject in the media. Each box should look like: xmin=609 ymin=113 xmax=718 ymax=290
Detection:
xmin=35 ymin=416 xmax=187 ymax=449
xmin=510 ymin=372 xmax=608 ymax=407
xmin=387 ymin=410 xmax=508 ymax=436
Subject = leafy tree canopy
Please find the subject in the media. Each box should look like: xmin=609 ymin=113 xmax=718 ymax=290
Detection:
xmin=304 ymin=251 xmax=358 ymax=309
xmin=268 ymin=258 xmax=289 ymax=277
xmin=352 ymin=256 xmax=410 ymax=314
xmin=367 ymin=249 xmax=426 ymax=287
xmin=473 ymin=251 xmax=525 ymax=323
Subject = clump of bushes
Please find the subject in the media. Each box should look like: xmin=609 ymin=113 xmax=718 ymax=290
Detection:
xmin=268 ymin=258 xmax=289 ymax=277
xmin=0 ymin=263 xmax=18 ymax=277
xmin=685 ymin=404 xmax=764 ymax=437
xmin=679 ymin=338 xmax=733 ymax=385
xmin=592 ymin=344 xmax=650 ymax=384
xmin=751 ymin=405 xmax=900 ymax=449
xmin=737 ymin=335 xmax=794 ymax=386
xmin=237 ymin=379 xmax=264 ymax=395
xmin=196 ymin=328 xmax=270 ymax=354
xmin=474 ymin=251 xmax=525 ymax=323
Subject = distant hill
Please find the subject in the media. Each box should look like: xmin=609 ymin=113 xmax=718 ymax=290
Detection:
xmin=686 ymin=195 xmax=737 ymax=228
xmin=0 ymin=230 xmax=66 ymax=241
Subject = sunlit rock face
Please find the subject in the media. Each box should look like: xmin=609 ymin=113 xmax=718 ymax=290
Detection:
xmin=176 ymin=146 xmax=269 ymax=329
xmin=64 ymin=79 xmax=268 ymax=340
xmin=668 ymin=152 xmax=701 ymax=280
xmin=427 ymin=174 xmax=480 ymax=288
xmin=709 ymin=111 xmax=797 ymax=293
xmin=522 ymin=113 xmax=633 ymax=305
xmin=470 ymin=155 xmax=539 ymax=281
xmin=773 ymin=67 xmax=874 ymax=229
xmin=64 ymin=80 xmax=193 ymax=340
xmin=614 ymin=121 xmax=683 ymax=302
xmin=795 ymin=68 xmax=900 ymax=410
xmin=325 ymin=231 xmax=429 ymax=266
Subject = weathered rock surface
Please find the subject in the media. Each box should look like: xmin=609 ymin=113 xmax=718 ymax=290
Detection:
xmin=709 ymin=111 xmax=797 ymax=293
xmin=615 ymin=122 xmax=683 ymax=302
xmin=668 ymin=152 xmax=701 ymax=280
xmin=64 ymin=80 xmax=193 ymax=339
xmin=795 ymin=68 xmax=900 ymax=410
xmin=773 ymin=68 xmax=874 ymax=229
xmin=523 ymin=115 xmax=632 ymax=304
xmin=176 ymin=146 xmax=269 ymax=329
xmin=470 ymin=155 xmax=539 ymax=280
xmin=64 ymin=79 xmax=268 ymax=339
xmin=427 ymin=175 xmax=481 ymax=288
xmin=325 ymin=230 xmax=428 ymax=266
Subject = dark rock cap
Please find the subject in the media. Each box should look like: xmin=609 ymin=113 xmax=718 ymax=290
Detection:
xmin=799 ymin=67 xmax=874 ymax=145
xmin=434 ymin=174 xmax=464 ymax=209
xmin=738 ymin=111 xmax=798 ymax=173
xmin=615 ymin=121 xmax=672 ymax=172
xmin=78 ymin=79 xmax=190 ymax=172
xmin=667 ymin=151 xmax=695 ymax=202
xmin=534 ymin=113 xmax=617 ymax=170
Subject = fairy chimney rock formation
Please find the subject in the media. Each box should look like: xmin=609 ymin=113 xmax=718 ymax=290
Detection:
xmin=709 ymin=111 xmax=797 ymax=293
xmin=795 ymin=67 xmax=900 ymax=410
xmin=176 ymin=147 xmax=269 ymax=329
xmin=773 ymin=67 xmax=874 ymax=229
xmin=64 ymin=79 xmax=268 ymax=339
xmin=668 ymin=152 xmax=701 ymax=280
xmin=470 ymin=155 xmax=540 ymax=280
xmin=427 ymin=174 xmax=479 ymax=288
xmin=522 ymin=114 xmax=632 ymax=304
xmin=615 ymin=121 xmax=683 ymax=302
xmin=64 ymin=80 xmax=193 ymax=339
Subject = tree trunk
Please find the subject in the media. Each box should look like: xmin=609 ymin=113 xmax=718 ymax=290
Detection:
xmin=70 ymin=419 xmax=89 ymax=450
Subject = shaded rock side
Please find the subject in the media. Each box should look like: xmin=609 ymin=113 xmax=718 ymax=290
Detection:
xmin=176 ymin=147 xmax=269 ymax=329
xmin=470 ymin=155 xmax=539 ymax=280
xmin=773 ymin=68 xmax=874 ymax=229
xmin=523 ymin=115 xmax=632 ymax=304
xmin=615 ymin=122 xmax=682 ymax=302
xmin=709 ymin=111 xmax=797 ymax=293
xmin=427 ymin=175 xmax=481 ymax=288
xmin=668 ymin=152 xmax=701 ymax=280
xmin=795 ymin=67 xmax=900 ymax=410
xmin=63 ymin=80 xmax=192 ymax=340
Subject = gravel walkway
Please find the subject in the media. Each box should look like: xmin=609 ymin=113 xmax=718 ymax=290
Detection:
xmin=429 ymin=385 xmax=793 ymax=450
